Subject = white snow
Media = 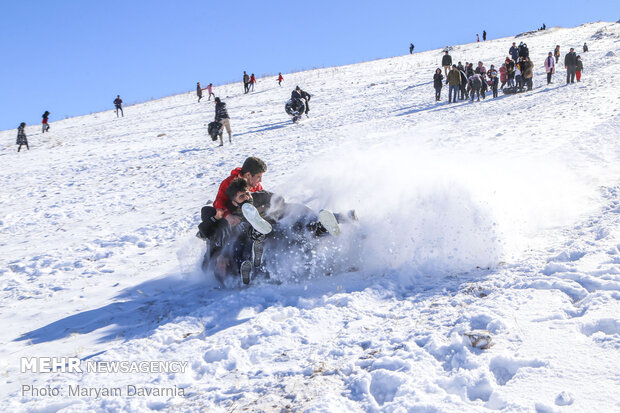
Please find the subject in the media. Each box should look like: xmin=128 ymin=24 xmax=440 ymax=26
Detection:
xmin=1 ymin=22 xmax=619 ymax=412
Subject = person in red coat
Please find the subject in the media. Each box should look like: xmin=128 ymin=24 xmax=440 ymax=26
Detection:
xmin=197 ymin=157 xmax=268 ymax=273
xmin=212 ymin=157 xmax=268 ymax=223
xmin=278 ymin=72 xmax=283 ymax=86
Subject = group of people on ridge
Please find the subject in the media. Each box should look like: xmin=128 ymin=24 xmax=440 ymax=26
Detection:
xmin=434 ymin=39 xmax=586 ymax=103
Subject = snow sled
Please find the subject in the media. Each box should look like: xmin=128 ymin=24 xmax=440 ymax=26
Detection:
xmin=502 ymin=86 xmax=525 ymax=95
xmin=208 ymin=121 xmax=222 ymax=141
xmin=285 ymin=99 xmax=306 ymax=123
xmin=198 ymin=206 xmax=360 ymax=287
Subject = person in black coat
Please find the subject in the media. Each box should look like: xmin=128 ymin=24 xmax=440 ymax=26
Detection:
xmin=483 ymin=30 xmax=487 ymax=41
xmin=509 ymin=42 xmax=519 ymax=61
xmin=409 ymin=43 xmax=414 ymax=54
xmin=564 ymin=48 xmax=578 ymax=84
xmin=433 ymin=68 xmax=444 ymax=101
xmin=518 ymin=43 xmax=529 ymax=59
xmin=291 ymin=86 xmax=311 ymax=115
xmin=16 ymin=122 xmax=29 ymax=152
xmin=113 ymin=95 xmax=123 ymax=117
xmin=214 ymin=97 xmax=232 ymax=145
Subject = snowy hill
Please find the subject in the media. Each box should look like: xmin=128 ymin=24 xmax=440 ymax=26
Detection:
xmin=1 ymin=22 xmax=619 ymax=412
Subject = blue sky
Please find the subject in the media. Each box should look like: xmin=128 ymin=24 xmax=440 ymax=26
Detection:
xmin=1 ymin=1 xmax=617 ymax=131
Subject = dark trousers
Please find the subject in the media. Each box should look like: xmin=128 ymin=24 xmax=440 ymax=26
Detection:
xmin=566 ymin=65 xmax=576 ymax=83
xmin=244 ymin=82 xmax=249 ymax=93
xmin=525 ymin=78 xmax=533 ymax=90
xmin=17 ymin=143 xmax=29 ymax=152
xmin=471 ymin=87 xmax=480 ymax=101
xmin=434 ymin=87 xmax=441 ymax=101
xmin=115 ymin=106 xmax=123 ymax=117
xmin=547 ymin=72 xmax=553 ymax=84
xmin=492 ymin=86 xmax=498 ymax=98
xmin=460 ymin=84 xmax=467 ymax=99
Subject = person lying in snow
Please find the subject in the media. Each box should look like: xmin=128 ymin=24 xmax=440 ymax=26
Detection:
xmin=197 ymin=177 xmax=357 ymax=285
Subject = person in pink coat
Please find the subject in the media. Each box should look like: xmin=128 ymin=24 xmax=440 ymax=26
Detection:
xmin=544 ymin=51 xmax=555 ymax=84
xmin=499 ymin=64 xmax=508 ymax=89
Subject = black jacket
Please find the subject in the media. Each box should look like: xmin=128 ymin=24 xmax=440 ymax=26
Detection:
xmin=441 ymin=54 xmax=452 ymax=66
xmin=215 ymin=102 xmax=229 ymax=121
xmin=564 ymin=52 xmax=577 ymax=66
xmin=433 ymin=73 xmax=444 ymax=88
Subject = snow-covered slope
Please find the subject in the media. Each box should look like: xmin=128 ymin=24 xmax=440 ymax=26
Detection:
xmin=1 ymin=22 xmax=619 ymax=412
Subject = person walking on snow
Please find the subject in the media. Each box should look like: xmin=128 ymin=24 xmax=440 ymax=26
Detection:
xmin=197 ymin=82 xmax=206 ymax=102
xmin=544 ymin=52 xmax=555 ymax=84
xmin=442 ymin=50 xmax=452 ymax=78
xmin=576 ymin=56 xmax=583 ymax=82
xmin=206 ymin=83 xmax=215 ymax=100
xmin=277 ymin=73 xmax=283 ymax=86
xmin=42 ymin=111 xmax=50 ymax=133
xmin=447 ymin=65 xmax=461 ymax=103
xmin=243 ymin=71 xmax=250 ymax=94
xmin=433 ymin=68 xmax=444 ymax=101
xmin=113 ymin=95 xmax=123 ymax=117
xmin=554 ymin=45 xmax=560 ymax=64
xmin=214 ymin=97 xmax=232 ymax=146
xmin=583 ymin=43 xmax=588 ymax=53
xmin=16 ymin=122 xmax=29 ymax=151
xmin=565 ymin=48 xmax=578 ymax=84
xmin=249 ymin=74 xmax=256 ymax=91
xmin=483 ymin=30 xmax=486 ymax=41
xmin=409 ymin=43 xmax=414 ymax=54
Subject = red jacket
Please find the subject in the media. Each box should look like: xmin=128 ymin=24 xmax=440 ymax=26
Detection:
xmin=213 ymin=167 xmax=264 ymax=215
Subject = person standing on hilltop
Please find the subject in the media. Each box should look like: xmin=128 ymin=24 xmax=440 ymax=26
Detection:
xmin=433 ymin=68 xmax=444 ymax=101
xmin=476 ymin=33 xmax=480 ymax=42
xmin=409 ymin=43 xmax=414 ymax=54
xmin=483 ymin=30 xmax=487 ymax=41
xmin=544 ymin=52 xmax=555 ymax=84
xmin=277 ymin=73 xmax=283 ymax=86
xmin=564 ymin=47 xmax=578 ymax=84
xmin=214 ymin=97 xmax=232 ymax=146
xmin=243 ymin=71 xmax=250 ymax=94
xmin=442 ymin=50 xmax=452 ymax=78
xmin=16 ymin=122 xmax=29 ymax=152
xmin=42 ymin=111 xmax=50 ymax=133
xmin=113 ymin=95 xmax=123 ymax=117
xmin=197 ymin=82 xmax=206 ymax=102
